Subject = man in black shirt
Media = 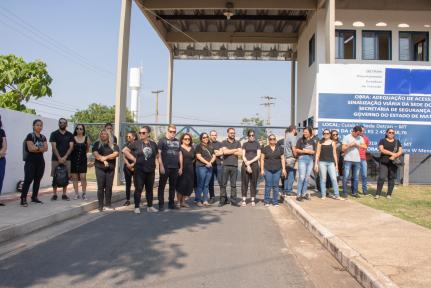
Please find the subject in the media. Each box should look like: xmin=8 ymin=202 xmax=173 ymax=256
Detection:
xmin=219 ymin=128 xmax=242 ymax=206
xmin=157 ymin=124 xmax=183 ymax=210
xmin=50 ymin=118 xmax=74 ymax=201
xmin=209 ymin=130 xmax=223 ymax=204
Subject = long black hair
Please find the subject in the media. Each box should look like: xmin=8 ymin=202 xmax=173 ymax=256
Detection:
xmin=302 ymin=127 xmax=313 ymax=139
xmin=73 ymin=124 xmax=86 ymax=136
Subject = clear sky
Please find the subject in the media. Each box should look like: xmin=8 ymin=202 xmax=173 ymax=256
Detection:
xmin=0 ymin=0 xmax=292 ymax=126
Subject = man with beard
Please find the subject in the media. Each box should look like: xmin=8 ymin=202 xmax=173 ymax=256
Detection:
xmin=208 ymin=130 xmax=223 ymax=204
xmin=50 ymin=118 xmax=74 ymax=201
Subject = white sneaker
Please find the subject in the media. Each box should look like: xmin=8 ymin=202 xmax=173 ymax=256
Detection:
xmin=147 ymin=206 xmax=158 ymax=213
xmin=386 ymin=195 xmax=392 ymax=199
xmin=73 ymin=194 xmax=80 ymax=200
xmin=134 ymin=208 xmax=141 ymax=214
xmin=274 ymin=203 xmax=279 ymax=207
xmin=264 ymin=203 xmax=270 ymax=207
xmin=105 ymin=207 xmax=115 ymax=211
xmin=241 ymin=200 xmax=246 ymax=207
xmin=321 ymin=196 xmax=326 ymax=200
xmin=374 ymin=195 xmax=380 ymax=199
xmin=251 ymin=201 xmax=256 ymax=207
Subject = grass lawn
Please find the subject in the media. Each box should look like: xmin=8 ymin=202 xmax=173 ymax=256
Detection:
xmin=352 ymin=185 xmax=431 ymax=230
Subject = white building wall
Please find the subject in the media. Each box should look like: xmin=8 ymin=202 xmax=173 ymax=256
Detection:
xmin=0 ymin=108 xmax=58 ymax=195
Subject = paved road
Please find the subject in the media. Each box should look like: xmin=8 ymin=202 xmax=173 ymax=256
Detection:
xmin=0 ymin=202 xmax=359 ymax=288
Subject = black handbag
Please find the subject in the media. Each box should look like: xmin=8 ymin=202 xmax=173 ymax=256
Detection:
xmin=391 ymin=141 xmax=404 ymax=167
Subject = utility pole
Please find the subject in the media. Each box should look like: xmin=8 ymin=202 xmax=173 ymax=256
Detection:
xmin=152 ymin=89 xmax=163 ymax=139
xmin=260 ymin=96 xmax=276 ymax=126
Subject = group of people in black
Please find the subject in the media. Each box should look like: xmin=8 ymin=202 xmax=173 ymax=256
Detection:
xmin=0 ymin=116 xmax=403 ymax=210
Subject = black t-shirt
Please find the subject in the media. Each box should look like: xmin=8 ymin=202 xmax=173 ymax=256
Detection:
xmin=158 ymin=137 xmax=180 ymax=169
xmin=92 ymin=141 xmax=119 ymax=170
xmin=127 ymin=140 xmax=158 ymax=172
xmin=296 ymin=138 xmax=316 ymax=151
xmin=195 ymin=144 xmax=214 ymax=167
xmin=262 ymin=145 xmax=284 ymax=171
xmin=0 ymin=129 xmax=5 ymax=150
xmin=242 ymin=140 xmax=260 ymax=161
xmin=49 ymin=130 xmax=74 ymax=161
xmin=25 ymin=133 xmax=47 ymax=162
xmin=210 ymin=141 xmax=223 ymax=165
xmin=379 ymin=138 xmax=402 ymax=163
xmin=221 ymin=139 xmax=241 ymax=167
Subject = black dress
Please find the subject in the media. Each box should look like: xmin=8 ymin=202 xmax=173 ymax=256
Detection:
xmin=71 ymin=136 xmax=88 ymax=174
xmin=177 ymin=146 xmax=195 ymax=196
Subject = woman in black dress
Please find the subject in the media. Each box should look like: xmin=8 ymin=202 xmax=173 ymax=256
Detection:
xmin=71 ymin=124 xmax=91 ymax=200
xmin=176 ymin=133 xmax=195 ymax=208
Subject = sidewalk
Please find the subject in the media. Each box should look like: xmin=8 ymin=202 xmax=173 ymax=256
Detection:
xmin=0 ymin=182 xmax=126 ymax=244
xmin=286 ymin=192 xmax=431 ymax=288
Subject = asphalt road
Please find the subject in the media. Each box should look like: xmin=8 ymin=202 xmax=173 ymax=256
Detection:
xmin=0 ymin=202 xmax=359 ymax=288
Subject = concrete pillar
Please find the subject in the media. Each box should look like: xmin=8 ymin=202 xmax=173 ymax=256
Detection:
xmin=114 ymin=0 xmax=131 ymax=186
xmin=403 ymin=154 xmax=410 ymax=186
xmin=325 ymin=0 xmax=335 ymax=64
xmin=166 ymin=50 xmax=174 ymax=124
xmin=290 ymin=61 xmax=296 ymax=126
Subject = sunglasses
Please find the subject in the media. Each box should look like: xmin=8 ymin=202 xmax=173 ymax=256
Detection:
xmin=76 ymin=128 xmax=83 ymax=131
xmin=269 ymin=138 xmax=276 ymax=141
xmin=202 ymin=136 xmax=209 ymax=139
xmin=59 ymin=121 xmax=67 ymax=125
xmin=168 ymin=130 xmax=176 ymax=133
xmin=183 ymin=138 xmax=191 ymax=141
xmin=323 ymin=132 xmax=330 ymax=135
xmin=388 ymin=131 xmax=395 ymax=134
xmin=139 ymin=131 xmax=148 ymax=135
xmin=332 ymin=133 xmax=338 ymax=136
xmin=249 ymin=134 xmax=255 ymax=137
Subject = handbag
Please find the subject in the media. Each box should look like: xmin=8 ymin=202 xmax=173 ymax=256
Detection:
xmin=391 ymin=140 xmax=404 ymax=167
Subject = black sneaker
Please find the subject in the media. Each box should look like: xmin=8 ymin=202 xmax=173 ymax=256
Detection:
xmin=31 ymin=198 xmax=43 ymax=204
xmin=208 ymin=197 xmax=216 ymax=204
xmin=20 ymin=198 xmax=28 ymax=207
xmin=158 ymin=205 xmax=165 ymax=212
xmin=62 ymin=194 xmax=70 ymax=201
xmin=304 ymin=194 xmax=310 ymax=200
xmin=51 ymin=195 xmax=58 ymax=201
xmin=0 ymin=202 xmax=5 ymax=206
xmin=218 ymin=200 xmax=227 ymax=207
xmin=352 ymin=194 xmax=361 ymax=198
xmin=123 ymin=200 xmax=131 ymax=206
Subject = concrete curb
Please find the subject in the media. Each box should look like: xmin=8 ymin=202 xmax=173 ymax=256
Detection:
xmin=286 ymin=198 xmax=399 ymax=288
xmin=0 ymin=192 xmax=125 ymax=244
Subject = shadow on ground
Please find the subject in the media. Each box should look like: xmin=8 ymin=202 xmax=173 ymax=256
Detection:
xmin=0 ymin=207 xmax=225 ymax=287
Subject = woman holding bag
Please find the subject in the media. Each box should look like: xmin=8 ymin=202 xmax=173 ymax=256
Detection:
xmin=375 ymin=128 xmax=403 ymax=199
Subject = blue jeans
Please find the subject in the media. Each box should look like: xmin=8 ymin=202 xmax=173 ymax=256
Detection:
xmin=297 ymin=156 xmax=314 ymax=197
xmin=0 ymin=157 xmax=5 ymax=194
xmin=264 ymin=169 xmax=281 ymax=204
xmin=195 ymin=166 xmax=212 ymax=202
xmin=360 ymin=159 xmax=368 ymax=194
xmin=319 ymin=161 xmax=339 ymax=198
xmin=283 ymin=166 xmax=296 ymax=194
xmin=343 ymin=161 xmax=360 ymax=196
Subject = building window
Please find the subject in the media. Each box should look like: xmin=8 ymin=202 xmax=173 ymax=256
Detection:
xmin=309 ymin=34 xmax=315 ymax=66
xmin=362 ymin=31 xmax=392 ymax=60
xmin=399 ymin=31 xmax=429 ymax=61
xmin=336 ymin=30 xmax=356 ymax=59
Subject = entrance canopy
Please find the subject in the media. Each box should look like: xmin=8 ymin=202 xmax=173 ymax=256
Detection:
xmin=136 ymin=0 xmax=316 ymax=61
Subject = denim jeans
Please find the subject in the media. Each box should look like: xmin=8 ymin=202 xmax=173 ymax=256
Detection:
xmin=297 ymin=156 xmax=314 ymax=197
xmin=360 ymin=159 xmax=368 ymax=194
xmin=343 ymin=161 xmax=360 ymax=196
xmin=319 ymin=161 xmax=339 ymax=198
xmin=209 ymin=164 xmax=222 ymax=198
xmin=195 ymin=166 xmax=212 ymax=202
xmin=283 ymin=166 xmax=296 ymax=194
xmin=264 ymin=169 xmax=281 ymax=204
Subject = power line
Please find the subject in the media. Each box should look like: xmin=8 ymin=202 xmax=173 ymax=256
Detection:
xmin=260 ymin=96 xmax=277 ymax=126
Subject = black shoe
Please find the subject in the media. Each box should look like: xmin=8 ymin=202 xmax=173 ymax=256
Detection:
xmin=158 ymin=205 xmax=165 ymax=212
xmin=296 ymin=196 xmax=303 ymax=202
xmin=31 ymin=198 xmax=43 ymax=204
xmin=51 ymin=195 xmax=58 ymax=201
xmin=168 ymin=204 xmax=177 ymax=210
xmin=0 ymin=202 xmax=5 ymax=206
xmin=62 ymin=194 xmax=70 ymax=201
xmin=208 ymin=197 xmax=216 ymax=204
xmin=304 ymin=194 xmax=310 ymax=200
xmin=20 ymin=198 xmax=28 ymax=207
xmin=123 ymin=200 xmax=131 ymax=206
xmin=230 ymin=200 xmax=240 ymax=207
xmin=218 ymin=200 xmax=227 ymax=207
xmin=352 ymin=194 xmax=361 ymax=198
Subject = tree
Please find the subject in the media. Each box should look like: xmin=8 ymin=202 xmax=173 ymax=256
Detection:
xmin=0 ymin=54 xmax=52 ymax=114
xmin=241 ymin=115 xmax=266 ymax=141
xmin=71 ymin=103 xmax=134 ymax=141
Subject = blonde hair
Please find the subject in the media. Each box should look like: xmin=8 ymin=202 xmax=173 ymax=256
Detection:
xmin=167 ymin=124 xmax=176 ymax=130
xmin=98 ymin=129 xmax=114 ymax=149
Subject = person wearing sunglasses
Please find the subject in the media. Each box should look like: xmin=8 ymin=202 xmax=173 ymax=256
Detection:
xmin=195 ymin=133 xmax=216 ymax=207
xmin=157 ymin=124 xmax=182 ymax=211
xmin=122 ymin=131 xmax=138 ymax=206
xmin=70 ymin=124 xmax=91 ymax=200
xmin=260 ymin=134 xmax=286 ymax=206
xmin=219 ymin=128 xmax=242 ymax=207
xmin=176 ymin=133 xmax=195 ymax=208
xmin=375 ymin=129 xmax=403 ymax=199
xmin=49 ymin=118 xmax=74 ymax=201
xmin=342 ymin=126 xmax=367 ymax=198
xmin=241 ymin=129 xmax=261 ymax=207
xmin=208 ymin=130 xmax=223 ymax=204
xmin=123 ymin=126 xmax=159 ymax=213
xmin=314 ymin=129 xmax=343 ymax=200
xmin=295 ymin=127 xmax=316 ymax=201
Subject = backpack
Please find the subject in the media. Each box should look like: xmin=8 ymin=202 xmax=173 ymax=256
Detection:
xmin=53 ymin=164 xmax=69 ymax=187
xmin=22 ymin=133 xmax=35 ymax=161
xmin=16 ymin=180 xmax=24 ymax=193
